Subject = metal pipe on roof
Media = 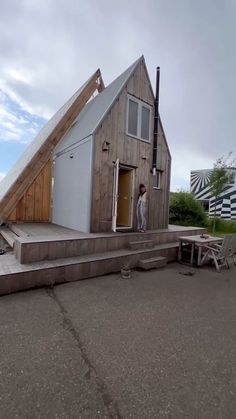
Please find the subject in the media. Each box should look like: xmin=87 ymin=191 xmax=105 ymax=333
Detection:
xmin=152 ymin=66 xmax=160 ymax=174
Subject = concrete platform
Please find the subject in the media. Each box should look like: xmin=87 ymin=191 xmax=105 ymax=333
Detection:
xmin=0 ymin=223 xmax=206 ymax=296
xmin=6 ymin=223 xmax=206 ymax=264
xmin=0 ymin=242 xmax=179 ymax=295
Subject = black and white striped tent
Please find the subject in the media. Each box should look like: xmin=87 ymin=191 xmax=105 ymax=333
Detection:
xmin=190 ymin=169 xmax=236 ymax=220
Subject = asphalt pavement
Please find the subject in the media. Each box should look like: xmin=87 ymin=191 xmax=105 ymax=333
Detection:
xmin=0 ymin=263 xmax=236 ymax=418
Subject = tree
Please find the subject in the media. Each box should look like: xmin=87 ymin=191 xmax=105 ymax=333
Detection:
xmin=209 ymin=153 xmax=236 ymax=235
xmin=169 ymin=191 xmax=207 ymax=227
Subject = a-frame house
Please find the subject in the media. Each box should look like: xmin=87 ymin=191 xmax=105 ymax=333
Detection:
xmin=0 ymin=56 xmax=171 ymax=233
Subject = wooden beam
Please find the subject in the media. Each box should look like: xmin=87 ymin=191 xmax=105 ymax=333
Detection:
xmin=0 ymin=70 xmax=103 ymax=222
xmin=97 ymin=74 xmax=105 ymax=92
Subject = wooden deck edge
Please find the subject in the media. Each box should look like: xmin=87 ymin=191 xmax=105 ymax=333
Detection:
xmin=0 ymin=227 xmax=18 ymax=248
xmin=0 ymin=246 xmax=178 ymax=296
xmin=15 ymin=227 xmax=206 ymax=264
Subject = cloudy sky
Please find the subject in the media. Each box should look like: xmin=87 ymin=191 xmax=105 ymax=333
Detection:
xmin=0 ymin=0 xmax=235 ymax=190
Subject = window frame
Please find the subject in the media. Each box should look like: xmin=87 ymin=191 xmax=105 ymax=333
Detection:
xmin=126 ymin=95 xmax=152 ymax=143
xmin=127 ymin=97 xmax=139 ymax=137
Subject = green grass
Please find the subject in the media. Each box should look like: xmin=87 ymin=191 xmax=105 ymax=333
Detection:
xmin=170 ymin=217 xmax=236 ymax=237
xmin=206 ymin=230 xmax=225 ymax=238
xmin=206 ymin=218 xmax=236 ymax=236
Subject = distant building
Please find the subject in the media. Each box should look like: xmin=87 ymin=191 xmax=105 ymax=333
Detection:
xmin=190 ymin=168 xmax=236 ymax=220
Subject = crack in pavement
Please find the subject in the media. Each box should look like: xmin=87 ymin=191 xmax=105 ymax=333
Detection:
xmin=46 ymin=288 xmax=122 ymax=419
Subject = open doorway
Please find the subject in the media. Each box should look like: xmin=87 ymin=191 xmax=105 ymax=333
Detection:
xmin=117 ymin=167 xmax=134 ymax=229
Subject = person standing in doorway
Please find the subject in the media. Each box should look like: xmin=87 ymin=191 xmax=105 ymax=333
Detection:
xmin=137 ymin=184 xmax=147 ymax=232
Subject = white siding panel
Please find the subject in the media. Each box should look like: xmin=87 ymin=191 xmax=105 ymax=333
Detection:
xmin=52 ymin=136 xmax=93 ymax=232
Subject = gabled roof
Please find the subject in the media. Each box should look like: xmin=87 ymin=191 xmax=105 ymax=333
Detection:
xmin=0 ymin=55 xmax=147 ymax=222
xmin=55 ymin=56 xmax=143 ymax=154
xmin=75 ymin=56 xmax=143 ymax=134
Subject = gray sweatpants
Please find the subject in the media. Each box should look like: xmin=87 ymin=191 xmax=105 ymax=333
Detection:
xmin=137 ymin=201 xmax=147 ymax=230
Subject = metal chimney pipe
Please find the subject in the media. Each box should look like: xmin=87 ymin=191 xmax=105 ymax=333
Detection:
xmin=152 ymin=66 xmax=160 ymax=174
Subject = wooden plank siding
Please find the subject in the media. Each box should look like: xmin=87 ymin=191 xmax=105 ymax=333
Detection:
xmin=8 ymin=160 xmax=52 ymax=222
xmin=91 ymin=59 xmax=171 ymax=232
xmin=148 ymin=121 xmax=171 ymax=229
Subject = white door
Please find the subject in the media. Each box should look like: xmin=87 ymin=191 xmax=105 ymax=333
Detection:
xmin=112 ymin=158 xmax=119 ymax=232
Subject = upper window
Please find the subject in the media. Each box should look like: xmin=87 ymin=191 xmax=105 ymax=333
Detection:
xmin=128 ymin=99 xmax=138 ymax=136
xmin=141 ymin=106 xmax=150 ymax=141
xmin=127 ymin=95 xmax=152 ymax=141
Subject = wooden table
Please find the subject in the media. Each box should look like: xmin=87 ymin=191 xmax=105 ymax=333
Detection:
xmin=178 ymin=235 xmax=223 ymax=266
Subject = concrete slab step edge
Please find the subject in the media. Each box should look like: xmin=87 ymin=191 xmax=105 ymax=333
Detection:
xmin=0 ymin=228 xmax=17 ymax=248
xmin=0 ymin=244 xmax=178 ymax=296
xmin=8 ymin=223 xmax=29 ymax=238
xmin=139 ymin=256 xmax=167 ymax=270
xmin=128 ymin=239 xmax=155 ymax=250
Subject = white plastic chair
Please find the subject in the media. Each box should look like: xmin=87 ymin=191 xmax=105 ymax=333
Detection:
xmin=201 ymin=234 xmax=233 ymax=271
xmin=230 ymin=234 xmax=236 ymax=265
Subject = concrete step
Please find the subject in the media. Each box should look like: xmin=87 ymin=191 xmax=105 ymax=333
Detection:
xmin=8 ymin=223 xmax=29 ymax=238
xmin=128 ymin=239 xmax=155 ymax=250
xmin=15 ymin=227 xmax=207 ymax=264
xmin=0 ymin=242 xmax=179 ymax=296
xmin=139 ymin=256 xmax=167 ymax=270
xmin=0 ymin=227 xmax=18 ymax=248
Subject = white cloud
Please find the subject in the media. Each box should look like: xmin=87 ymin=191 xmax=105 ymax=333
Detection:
xmin=0 ymin=104 xmax=18 ymax=122
xmin=0 ymin=0 xmax=235 ymax=189
xmin=0 ymin=173 xmax=6 ymax=182
xmin=0 ymin=91 xmax=45 ymax=144
xmin=4 ymin=67 xmax=32 ymax=85
xmin=0 ymin=103 xmax=26 ymax=142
